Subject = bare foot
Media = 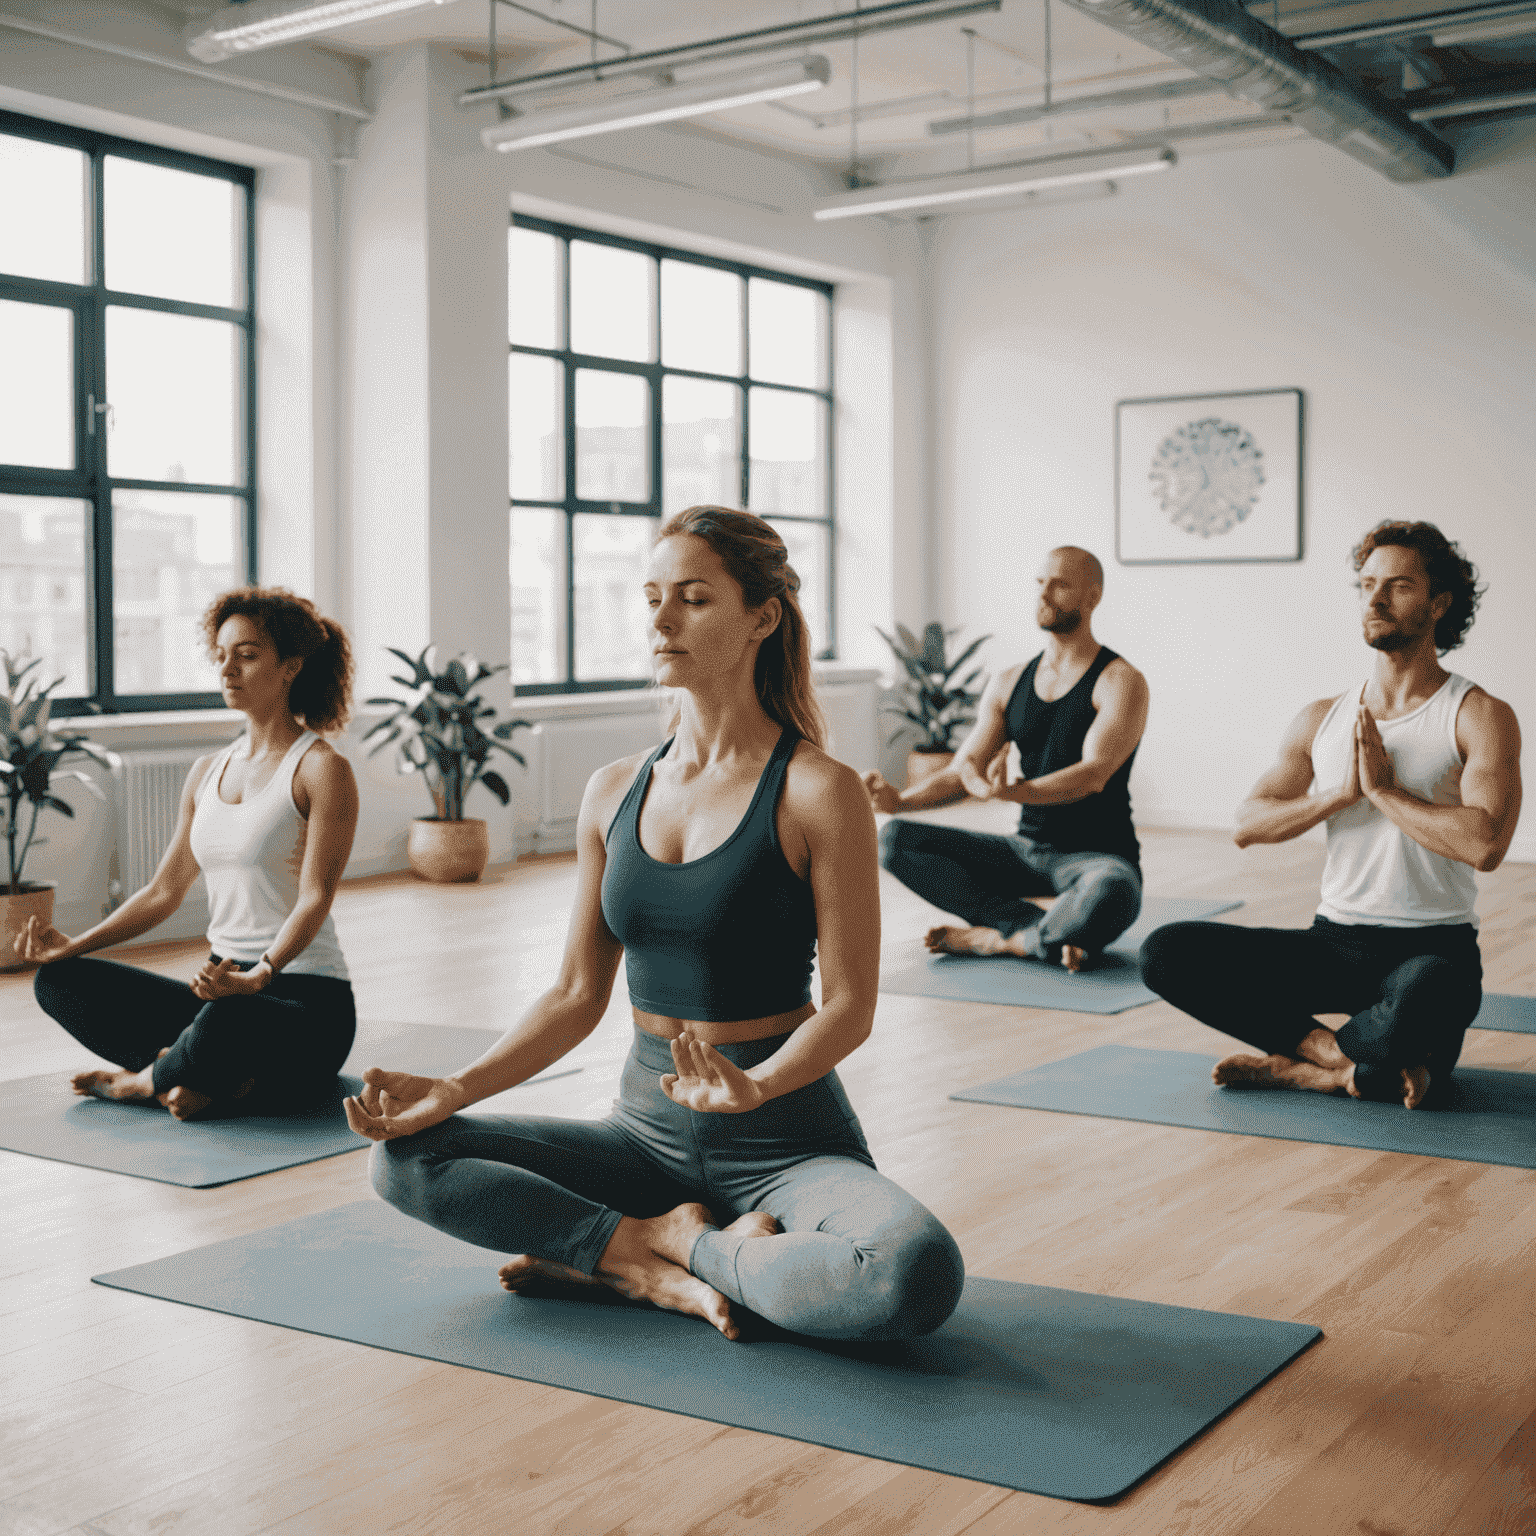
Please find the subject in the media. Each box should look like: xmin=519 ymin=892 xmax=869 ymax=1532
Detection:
xmin=1212 ymin=1052 xmax=1352 ymax=1094
xmin=1401 ymin=1065 xmax=1431 ymax=1109
xmin=925 ymin=924 xmax=1009 ymax=957
xmin=497 ymin=1254 xmax=606 ymax=1293
xmin=721 ymin=1210 xmax=780 ymax=1241
xmin=161 ymin=1085 xmax=215 ymax=1121
xmin=1296 ymin=1027 xmax=1352 ymax=1070
xmin=1060 ymin=944 xmax=1086 ymax=974
xmin=595 ymin=1203 xmax=739 ymax=1340
xmin=71 ymin=1066 xmax=157 ymax=1104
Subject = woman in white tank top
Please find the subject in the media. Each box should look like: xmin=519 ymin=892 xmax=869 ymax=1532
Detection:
xmin=17 ymin=588 xmax=361 ymax=1121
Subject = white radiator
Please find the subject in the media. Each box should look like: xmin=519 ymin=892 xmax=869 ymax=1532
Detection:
xmin=113 ymin=747 xmax=212 ymax=942
xmin=530 ymin=713 xmax=665 ymax=855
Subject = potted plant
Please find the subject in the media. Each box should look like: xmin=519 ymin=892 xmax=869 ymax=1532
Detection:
xmin=364 ymin=647 xmax=532 ymax=884
xmin=0 ymin=651 xmax=110 ymax=970
xmin=876 ymin=622 xmax=990 ymax=788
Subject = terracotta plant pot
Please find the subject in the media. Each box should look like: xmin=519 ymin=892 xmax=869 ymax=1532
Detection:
xmin=905 ymin=749 xmax=955 ymax=788
xmin=407 ymin=818 xmax=490 ymax=884
xmin=0 ymin=883 xmax=56 ymax=973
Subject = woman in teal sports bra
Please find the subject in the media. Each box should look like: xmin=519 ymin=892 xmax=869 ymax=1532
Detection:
xmin=347 ymin=507 xmax=964 ymax=1342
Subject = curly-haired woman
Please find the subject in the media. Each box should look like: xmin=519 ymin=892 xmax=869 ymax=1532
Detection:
xmin=17 ymin=588 xmax=361 ymax=1121
xmin=346 ymin=508 xmax=964 ymax=1343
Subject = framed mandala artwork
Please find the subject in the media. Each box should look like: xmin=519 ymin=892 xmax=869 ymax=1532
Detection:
xmin=1115 ymin=388 xmax=1303 ymax=564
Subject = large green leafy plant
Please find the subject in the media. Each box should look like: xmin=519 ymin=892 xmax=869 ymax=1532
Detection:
xmin=364 ymin=647 xmax=531 ymax=821
xmin=876 ymin=622 xmax=990 ymax=753
xmin=0 ymin=651 xmax=110 ymax=894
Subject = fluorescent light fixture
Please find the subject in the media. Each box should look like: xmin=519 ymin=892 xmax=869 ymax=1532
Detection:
xmin=481 ymin=57 xmax=833 ymax=152
xmin=185 ymin=0 xmax=448 ymax=62
xmin=1431 ymin=9 xmax=1536 ymax=44
xmin=812 ymin=145 xmax=1175 ymax=220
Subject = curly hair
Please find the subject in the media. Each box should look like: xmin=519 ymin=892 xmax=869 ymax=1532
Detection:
xmin=1351 ymin=520 xmax=1483 ymax=654
xmin=202 ymin=587 xmax=354 ymax=733
xmin=656 ymin=507 xmax=826 ymax=748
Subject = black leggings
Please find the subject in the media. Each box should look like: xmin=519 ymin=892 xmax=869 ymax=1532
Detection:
xmin=35 ymin=955 xmax=356 ymax=1115
xmin=1140 ymin=917 xmax=1482 ymax=1106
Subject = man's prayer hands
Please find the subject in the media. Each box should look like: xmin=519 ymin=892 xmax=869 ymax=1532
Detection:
xmin=1355 ymin=706 xmax=1397 ymax=801
xmin=661 ymin=1031 xmax=767 ymax=1115
xmin=344 ymin=1068 xmax=468 ymax=1141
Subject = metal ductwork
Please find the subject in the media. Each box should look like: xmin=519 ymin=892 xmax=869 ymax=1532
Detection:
xmin=1055 ymin=0 xmax=1455 ymax=179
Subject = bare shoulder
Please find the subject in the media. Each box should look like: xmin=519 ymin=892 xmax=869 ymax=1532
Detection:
xmin=987 ymin=661 xmax=1027 ymax=700
xmin=1096 ymin=654 xmax=1149 ymax=697
xmin=782 ymin=740 xmax=870 ymax=821
xmin=1457 ymin=685 xmax=1521 ymax=746
xmin=581 ymin=747 xmax=654 ymax=827
xmin=1281 ymin=695 xmax=1346 ymax=755
xmin=295 ymin=737 xmax=357 ymax=793
xmin=181 ymin=750 xmax=221 ymax=807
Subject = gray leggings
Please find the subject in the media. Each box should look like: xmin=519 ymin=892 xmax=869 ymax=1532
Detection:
xmin=371 ymin=1028 xmax=965 ymax=1341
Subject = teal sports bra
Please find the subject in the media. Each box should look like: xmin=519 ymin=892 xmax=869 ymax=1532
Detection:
xmin=600 ymin=729 xmax=818 ymax=1023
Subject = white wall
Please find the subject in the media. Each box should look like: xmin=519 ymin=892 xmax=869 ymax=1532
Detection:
xmin=929 ymin=122 xmax=1536 ymax=861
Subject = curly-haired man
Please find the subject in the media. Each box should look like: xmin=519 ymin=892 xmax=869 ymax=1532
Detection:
xmin=1141 ymin=521 xmax=1522 ymax=1109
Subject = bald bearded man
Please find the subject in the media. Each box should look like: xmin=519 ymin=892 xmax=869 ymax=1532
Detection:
xmin=865 ymin=547 xmax=1150 ymax=973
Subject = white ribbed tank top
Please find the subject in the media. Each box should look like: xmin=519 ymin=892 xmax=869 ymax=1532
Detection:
xmin=1314 ymin=673 xmax=1478 ymax=928
xmin=188 ymin=730 xmax=349 ymax=978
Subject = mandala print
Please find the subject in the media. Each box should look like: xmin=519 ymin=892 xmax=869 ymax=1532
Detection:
xmin=1148 ymin=417 xmax=1265 ymax=537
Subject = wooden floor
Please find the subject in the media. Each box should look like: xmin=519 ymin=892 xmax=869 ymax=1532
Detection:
xmin=3 ymin=815 xmax=1534 ymax=1536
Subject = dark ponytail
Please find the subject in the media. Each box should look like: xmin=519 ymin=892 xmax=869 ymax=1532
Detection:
xmin=656 ymin=506 xmax=826 ymax=748
xmin=202 ymin=587 xmax=355 ymax=733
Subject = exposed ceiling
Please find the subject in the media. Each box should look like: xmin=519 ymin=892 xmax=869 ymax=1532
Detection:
xmin=191 ymin=0 xmax=1536 ymax=173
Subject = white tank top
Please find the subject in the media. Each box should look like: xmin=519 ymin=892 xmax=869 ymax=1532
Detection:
xmin=1313 ymin=673 xmax=1478 ymax=929
xmin=188 ymin=731 xmax=349 ymax=979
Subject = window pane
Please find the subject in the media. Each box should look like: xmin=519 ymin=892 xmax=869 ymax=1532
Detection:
xmin=576 ymin=370 xmax=650 ymax=503
xmin=105 ymin=156 xmax=243 ymax=308
xmin=0 ymin=134 xmax=87 ymax=284
xmin=661 ymin=260 xmax=742 ymax=376
xmin=663 ymin=378 xmax=739 ymax=518
xmin=770 ymin=519 xmax=830 ymax=661
xmin=0 ymin=300 xmax=73 ymax=470
xmin=574 ymin=513 xmax=654 ymax=682
xmin=106 ymin=308 xmax=242 ymax=485
xmin=511 ymin=508 xmax=566 ymax=686
xmin=510 ymin=353 xmax=564 ymax=501
xmin=509 ymin=226 xmax=562 ymax=349
xmin=748 ymin=278 xmax=826 ymax=388
xmin=112 ymin=490 xmax=244 ymax=694
xmin=748 ymin=388 xmax=825 ymax=520
xmin=0 ymin=495 xmax=91 ymax=697
xmin=569 ymin=241 xmax=653 ymax=362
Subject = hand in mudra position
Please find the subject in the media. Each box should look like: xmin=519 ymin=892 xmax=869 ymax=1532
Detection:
xmin=344 ymin=1068 xmax=468 ymax=1140
xmin=662 ymin=1031 xmax=767 ymax=1114
xmin=13 ymin=915 xmax=75 ymax=966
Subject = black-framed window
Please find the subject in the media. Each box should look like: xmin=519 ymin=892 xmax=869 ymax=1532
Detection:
xmin=509 ymin=214 xmax=835 ymax=696
xmin=0 ymin=108 xmax=256 ymax=715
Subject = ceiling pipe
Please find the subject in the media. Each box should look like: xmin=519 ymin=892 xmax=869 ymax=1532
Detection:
xmin=459 ymin=0 xmax=1001 ymax=109
xmin=928 ymin=74 xmax=1225 ymax=133
xmin=1288 ymin=0 xmax=1536 ymax=49
xmin=1054 ymin=0 xmax=1454 ymax=178
xmin=1410 ymin=83 xmax=1536 ymax=118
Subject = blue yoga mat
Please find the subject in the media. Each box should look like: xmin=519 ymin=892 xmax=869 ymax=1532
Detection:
xmin=0 ymin=1023 xmax=577 ymax=1188
xmin=1471 ymin=994 xmax=1536 ymax=1036
xmin=880 ymin=897 xmax=1243 ymax=1015
xmin=952 ymin=1043 xmax=1536 ymax=1169
xmin=92 ymin=1199 xmax=1320 ymax=1502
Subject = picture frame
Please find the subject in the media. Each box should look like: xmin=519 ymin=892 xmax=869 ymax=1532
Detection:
xmin=1115 ymin=388 xmax=1303 ymax=565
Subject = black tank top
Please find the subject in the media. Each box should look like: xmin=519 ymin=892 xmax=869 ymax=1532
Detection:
xmin=1004 ymin=646 xmax=1140 ymax=867
xmin=600 ymin=729 xmax=818 ymax=1022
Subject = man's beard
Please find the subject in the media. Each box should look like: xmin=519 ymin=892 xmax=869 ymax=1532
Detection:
xmin=1039 ymin=605 xmax=1081 ymax=634
xmin=1364 ymin=613 xmax=1430 ymax=652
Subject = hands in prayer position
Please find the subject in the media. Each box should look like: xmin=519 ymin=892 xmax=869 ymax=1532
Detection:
xmin=661 ymin=1031 xmax=767 ymax=1114
xmin=344 ymin=1069 xmax=469 ymax=1141
xmin=1354 ymin=706 xmax=1397 ymax=800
